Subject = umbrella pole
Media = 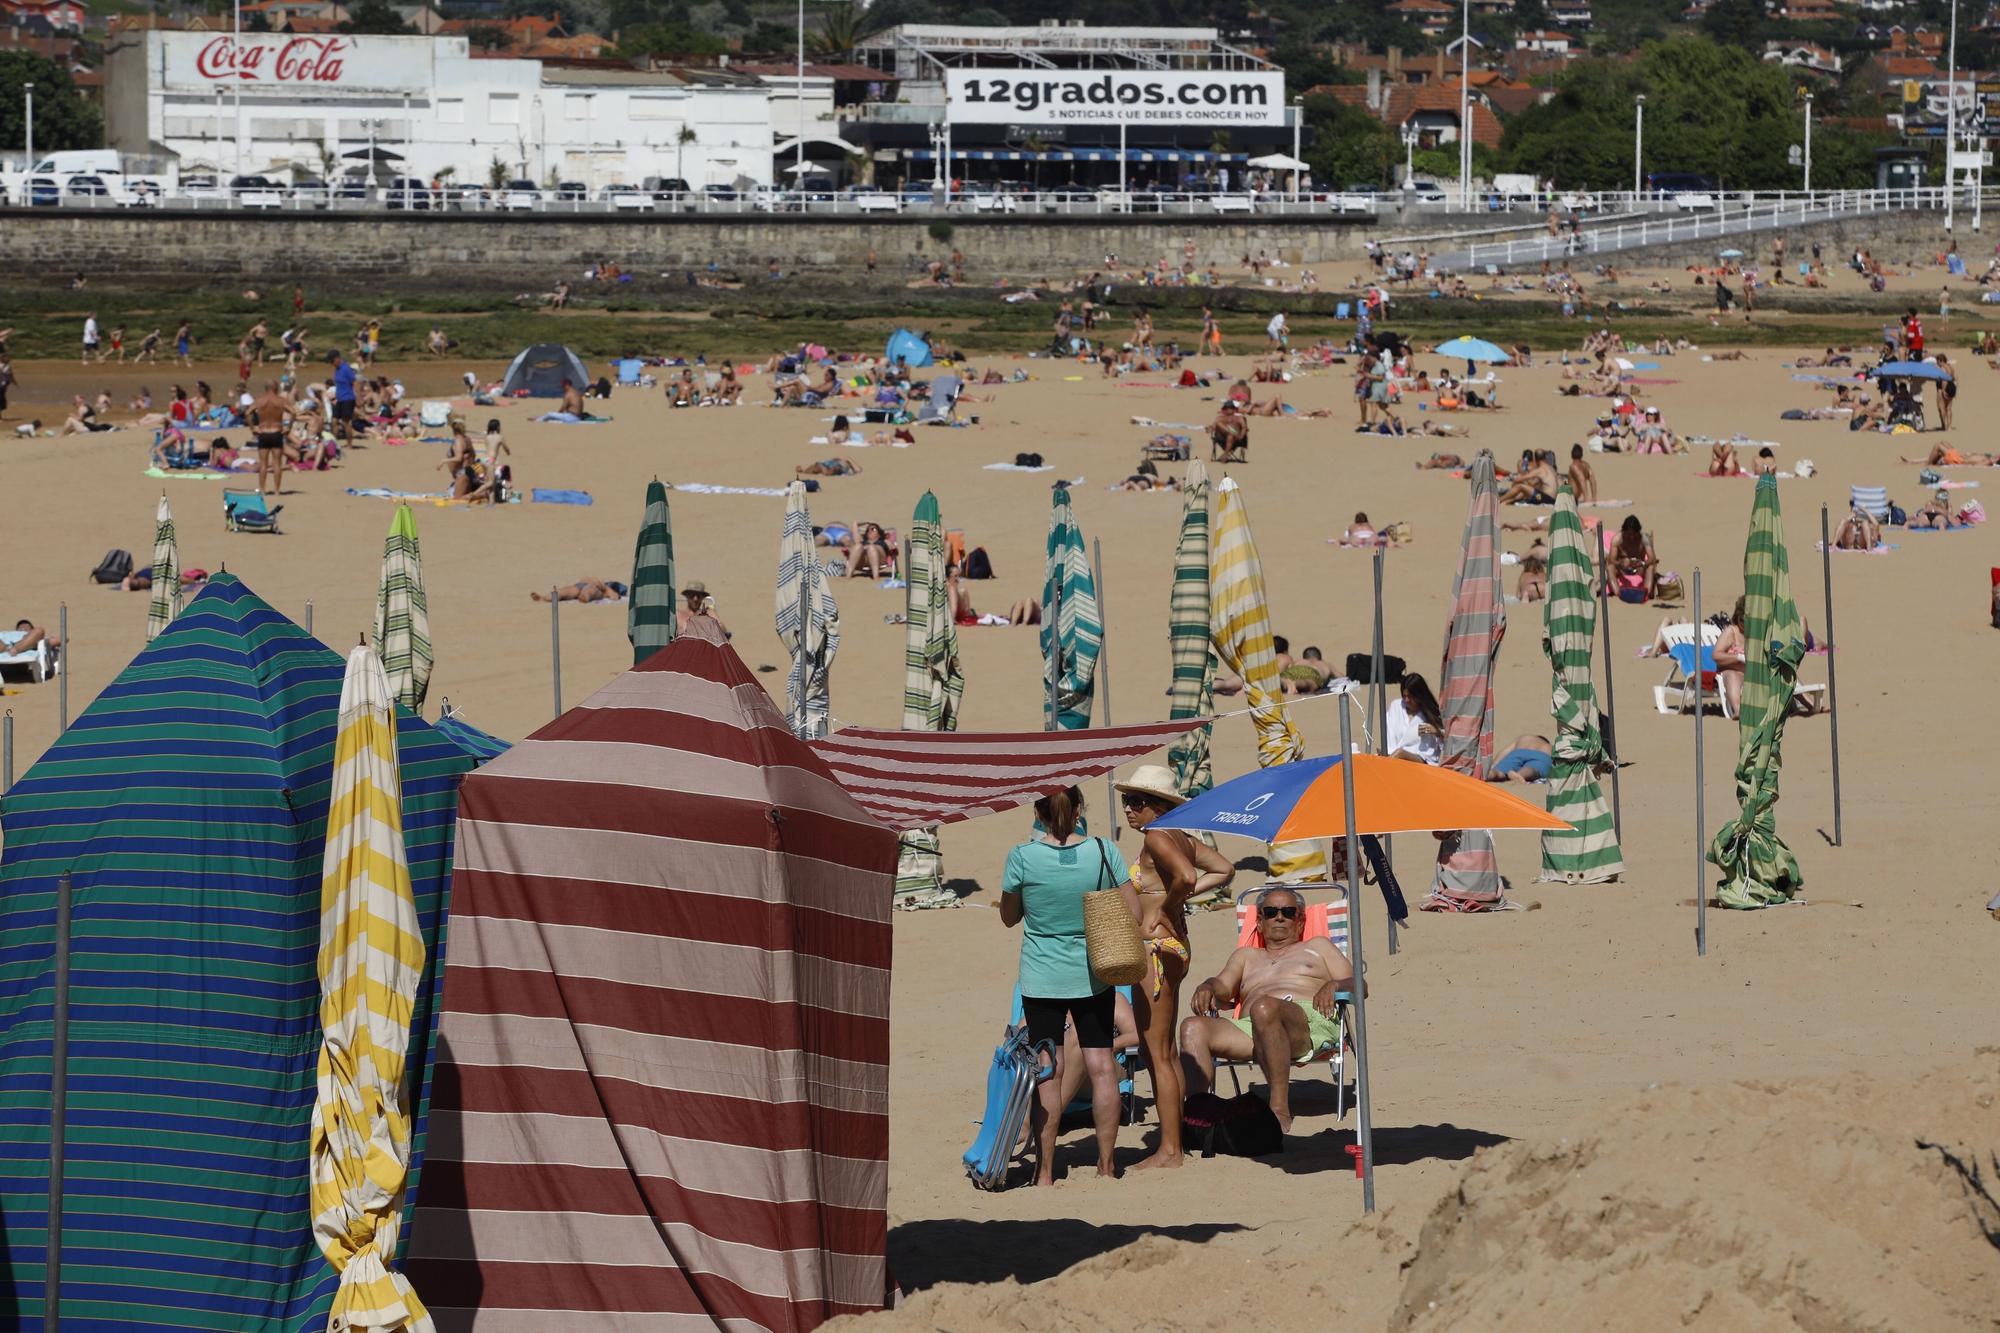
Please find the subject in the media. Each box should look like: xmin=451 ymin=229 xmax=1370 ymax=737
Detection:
xmin=1338 ymin=701 xmax=1376 ymax=1213
xmin=1693 ymin=569 xmax=1707 ymax=957
xmin=1370 ymin=546 xmax=1396 ymax=955
xmin=1819 ymin=504 xmax=1842 ymax=847
xmin=304 ymin=599 xmax=313 ymax=637
xmin=1594 ymin=547 xmax=1621 ymax=843
xmin=3 ymin=709 xmax=12 ymax=793
xmin=57 ymin=603 xmax=67 ymax=735
xmin=792 ymin=556 xmax=814 ymax=742
xmin=47 ymin=869 xmax=72 ymax=1331
xmin=549 ymin=587 xmax=562 ymax=719
xmin=1046 ymin=578 xmax=1061 ymax=733
xmin=1093 ymin=538 xmax=1116 ymax=840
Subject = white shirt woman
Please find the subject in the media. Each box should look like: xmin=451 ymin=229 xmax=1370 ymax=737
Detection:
xmin=1384 ymin=697 xmax=1442 ymax=765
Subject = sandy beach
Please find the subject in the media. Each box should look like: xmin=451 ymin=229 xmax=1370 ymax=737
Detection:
xmin=4 ymin=324 xmax=1997 ymax=1326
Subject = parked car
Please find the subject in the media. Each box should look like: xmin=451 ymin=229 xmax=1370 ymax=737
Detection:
xmin=496 ymin=179 xmax=542 ymax=211
xmin=797 ymin=175 xmax=837 ymax=205
xmin=63 ymin=174 xmax=118 ymax=205
xmin=552 ymin=180 xmax=587 ymax=201
xmin=331 ymin=178 xmax=371 ymax=203
xmin=229 ymin=174 xmax=287 ymax=209
xmin=645 ymin=176 xmax=693 ymax=204
xmin=442 ymin=185 xmax=489 ymax=210
xmin=702 ymin=183 xmax=740 ymax=204
xmin=602 ymin=182 xmax=652 ymax=210
xmin=289 ymin=177 xmax=330 ymax=207
xmin=382 ymin=176 xmax=433 ymax=210
xmin=898 ymin=183 xmax=937 ymax=207
xmin=1328 ymin=190 xmax=1378 ymax=214
xmin=1404 ymin=181 xmax=1448 ymax=203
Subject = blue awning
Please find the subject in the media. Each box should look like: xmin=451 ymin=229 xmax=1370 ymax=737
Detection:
xmin=907 ymin=148 xmax=1249 ymax=162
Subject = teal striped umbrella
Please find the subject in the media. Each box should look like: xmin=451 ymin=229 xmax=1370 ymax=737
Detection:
xmin=145 ymin=493 xmax=183 ymax=641
xmin=1710 ymin=473 xmax=1805 ymax=908
xmin=628 ymin=478 xmax=677 ymax=665
xmin=1537 ymin=485 xmax=1623 ymax=883
xmin=776 ymin=481 xmax=840 ymax=740
xmin=375 ymin=502 xmax=432 ymax=713
xmin=896 ymin=491 xmax=963 ymax=899
xmin=1040 ymin=484 xmax=1102 ymax=731
xmin=1165 ymin=462 xmax=1215 ymax=796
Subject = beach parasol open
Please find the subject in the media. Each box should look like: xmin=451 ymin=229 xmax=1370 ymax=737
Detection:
xmin=375 ymin=503 xmax=432 ymax=713
xmin=896 ymin=491 xmax=964 ymax=900
xmin=145 ymin=493 xmax=182 ymax=641
xmin=1537 ymin=486 xmax=1624 ymax=883
xmin=1427 ymin=450 xmax=1508 ymax=910
xmin=1872 ymin=360 xmax=1948 ymax=381
xmin=1433 ymin=336 xmax=1510 ymax=364
xmin=309 ymin=645 xmax=433 ymax=1332
xmin=1041 ymin=484 xmax=1102 ymax=731
xmin=1166 ymin=462 xmax=1217 ymax=797
xmin=1211 ymin=477 xmax=1324 ymax=881
xmin=776 ymin=480 xmax=840 ymax=741
xmin=1709 ymin=473 xmax=1805 ymax=908
xmin=628 ymin=478 xmax=677 ymax=665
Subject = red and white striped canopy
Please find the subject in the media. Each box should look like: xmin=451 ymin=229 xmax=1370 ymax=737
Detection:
xmin=811 ymin=718 xmax=1208 ymax=831
xmin=406 ymin=622 xmax=899 ymax=1330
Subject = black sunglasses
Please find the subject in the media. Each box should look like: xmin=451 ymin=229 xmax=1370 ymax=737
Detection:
xmin=1120 ymin=793 xmax=1154 ymax=808
xmin=1258 ymin=904 xmax=1302 ymax=920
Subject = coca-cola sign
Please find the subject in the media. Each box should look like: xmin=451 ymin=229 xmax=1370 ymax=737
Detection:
xmin=160 ymin=31 xmax=434 ymax=94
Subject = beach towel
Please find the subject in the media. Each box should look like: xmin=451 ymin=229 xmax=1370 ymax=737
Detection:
xmin=1578 ymin=499 xmax=1635 ymax=508
xmin=669 ymin=483 xmax=788 ymax=497
xmin=1901 ymin=524 xmax=1976 ymax=533
xmin=145 ymin=467 xmax=231 ymax=480
xmin=347 ymin=487 xmax=450 ymax=501
xmin=532 ymin=412 xmax=610 ymax=424
xmin=983 ymin=462 xmax=1054 ymax=473
xmin=1815 ymin=541 xmax=1897 ymax=554
xmin=529 ymin=488 xmax=593 ymax=505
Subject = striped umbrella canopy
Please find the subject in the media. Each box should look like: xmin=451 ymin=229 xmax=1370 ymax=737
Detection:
xmin=432 ymin=709 xmax=510 ymax=765
xmin=897 ymin=491 xmax=964 ymax=899
xmin=628 ymin=478 xmax=677 ymax=665
xmin=1428 ymin=450 xmax=1508 ymax=910
xmin=1210 ymin=477 xmax=1324 ymax=882
xmin=310 ymin=646 xmax=433 ymax=1332
xmin=1537 ymin=486 xmax=1624 ymax=884
xmin=0 ymin=574 xmax=471 ymax=1330
xmin=1166 ymin=462 xmax=1216 ymax=797
xmin=1710 ymin=473 xmax=1806 ymax=909
xmin=776 ymin=480 xmax=840 ymax=741
xmin=145 ymin=492 xmax=183 ymax=641
xmin=376 ymin=502 xmax=433 ymax=713
xmin=1040 ymin=484 xmax=1102 ymax=730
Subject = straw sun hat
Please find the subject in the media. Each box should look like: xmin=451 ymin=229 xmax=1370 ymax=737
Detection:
xmin=1114 ymin=765 xmax=1186 ymax=808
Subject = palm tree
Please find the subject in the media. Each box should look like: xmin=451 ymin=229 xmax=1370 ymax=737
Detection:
xmin=676 ymin=125 xmax=698 ymax=180
xmin=810 ymin=0 xmax=878 ymax=60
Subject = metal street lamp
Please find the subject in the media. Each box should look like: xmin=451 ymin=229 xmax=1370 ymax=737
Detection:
xmin=1402 ymin=123 xmax=1418 ymax=191
xmin=1802 ymin=93 xmax=1813 ymax=194
xmin=1633 ymin=94 xmax=1645 ymax=202
xmin=1291 ymin=95 xmax=1303 ymax=203
xmin=1947 ymin=0 xmax=1960 ymax=230
xmin=22 ymin=82 xmax=32 ymax=188
xmin=1457 ymin=0 xmax=1472 ymax=211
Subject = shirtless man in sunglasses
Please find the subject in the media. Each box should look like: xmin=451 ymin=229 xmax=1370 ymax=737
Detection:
xmin=1178 ymin=886 xmax=1356 ymax=1133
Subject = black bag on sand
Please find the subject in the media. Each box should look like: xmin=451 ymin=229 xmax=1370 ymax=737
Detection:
xmin=1182 ymin=1092 xmax=1283 ymax=1158
xmin=1344 ymin=652 xmax=1406 ymax=686
xmin=964 ymin=547 xmax=995 ymax=580
xmin=91 ymin=549 xmax=135 ymax=585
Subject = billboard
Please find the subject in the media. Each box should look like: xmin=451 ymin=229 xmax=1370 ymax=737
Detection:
xmin=159 ymin=32 xmax=434 ymax=95
xmin=944 ymin=70 xmax=1284 ymax=127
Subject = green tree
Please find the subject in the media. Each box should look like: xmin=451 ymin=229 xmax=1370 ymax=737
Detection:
xmin=0 ymin=53 xmax=101 ymax=154
xmin=339 ymin=0 xmax=416 ymax=34
xmin=1701 ymin=0 xmax=1766 ymax=50
xmin=615 ymin=20 xmax=729 ymax=57
xmin=742 ymin=21 xmax=796 ymax=53
xmin=812 ymin=0 xmax=886 ymax=59
xmin=1301 ymin=93 xmax=1398 ymax=189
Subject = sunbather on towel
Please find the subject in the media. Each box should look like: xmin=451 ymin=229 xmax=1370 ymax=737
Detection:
xmin=1486 ymin=734 xmax=1552 ymax=782
xmin=1833 ymin=505 xmax=1882 ymax=550
xmin=531 ymin=578 xmax=627 ymax=604
xmin=1902 ymin=442 xmax=1997 ymax=466
xmin=796 ymin=458 xmax=862 ymax=477
xmin=1909 ymin=489 xmax=1957 ymax=530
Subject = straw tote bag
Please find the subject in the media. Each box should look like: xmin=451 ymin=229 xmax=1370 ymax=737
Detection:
xmin=1081 ymin=837 xmax=1146 ymax=987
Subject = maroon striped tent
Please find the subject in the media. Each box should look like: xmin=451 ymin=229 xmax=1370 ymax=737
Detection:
xmin=407 ymin=622 xmax=900 ymax=1330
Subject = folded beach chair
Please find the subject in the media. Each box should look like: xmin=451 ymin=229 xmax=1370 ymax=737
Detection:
xmin=0 ymin=632 xmax=55 ymax=684
xmin=1215 ymin=887 xmax=1353 ymax=1119
xmin=419 ymin=401 xmax=451 ymax=430
xmin=1142 ymin=434 xmax=1192 ymax=462
xmin=1336 ymin=303 xmax=1351 ymax=319
xmin=616 ymin=358 xmax=644 ymax=387
xmin=1850 ymin=485 xmax=1889 ymax=521
xmin=223 ymin=489 xmax=283 ymax=535
xmin=1007 ymin=986 xmax=1140 ymax=1124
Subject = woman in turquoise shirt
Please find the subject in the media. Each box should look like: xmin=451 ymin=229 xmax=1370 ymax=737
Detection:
xmin=1000 ymin=786 xmax=1141 ymax=1185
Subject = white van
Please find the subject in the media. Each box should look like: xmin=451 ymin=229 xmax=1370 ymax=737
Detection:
xmin=31 ymin=150 xmax=124 ymax=176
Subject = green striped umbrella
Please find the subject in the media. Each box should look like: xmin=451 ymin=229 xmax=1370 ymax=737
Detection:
xmin=896 ymin=491 xmax=963 ymax=899
xmin=628 ymin=478 xmax=677 ymax=665
xmin=1537 ymin=486 xmax=1623 ymax=883
xmin=1709 ymin=473 xmax=1805 ymax=909
xmin=1165 ymin=462 xmax=1216 ymax=797
xmin=144 ymin=493 xmax=183 ymax=642
xmin=1040 ymin=484 xmax=1102 ymax=731
xmin=375 ymin=502 xmax=432 ymax=713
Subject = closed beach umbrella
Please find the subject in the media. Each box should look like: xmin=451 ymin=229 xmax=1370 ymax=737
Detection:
xmin=1211 ymin=477 xmax=1324 ymax=881
xmin=1166 ymin=462 xmax=1217 ymax=797
xmin=309 ymin=646 xmax=433 ymax=1331
xmin=776 ymin=480 xmax=840 ymax=741
xmin=897 ymin=491 xmax=964 ymax=899
xmin=375 ymin=503 xmax=432 ymax=713
xmin=1428 ymin=450 xmax=1508 ymax=910
xmin=1537 ymin=486 xmax=1624 ymax=883
xmin=1710 ymin=473 xmax=1805 ymax=908
xmin=145 ymin=493 xmax=183 ymax=641
xmin=1041 ymin=484 xmax=1102 ymax=730
xmin=628 ymin=478 xmax=677 ymax=665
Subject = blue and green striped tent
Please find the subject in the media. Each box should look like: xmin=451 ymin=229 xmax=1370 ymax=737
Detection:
xmin=433 ymin=712 xmax=511 ymax=765
xmin=0 ymin=573 xmax=473 ymax=1331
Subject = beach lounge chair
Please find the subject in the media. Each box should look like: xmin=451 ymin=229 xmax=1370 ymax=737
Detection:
xmin=223 ymin=489 xmax=283 ymax=534
xmin=1142 ymin=434 xmax=1193 ymax=462
xmin=419 ymin=401 xmax=451 ymax=430
xmin=915 ymin=374 xmax=963 ymax=425
xmin=1652 ymin=622 xmax=1724 ymax=716
xmin=616 ymin=358 xmax=645 ymax=387
xmin=1215 ymin=887 xmax=1353 ymax=1119
xmin=1850 ymin=485 xmax=1890 ymax=520
xmin=0 ymin=632 xmax=56 ymax=684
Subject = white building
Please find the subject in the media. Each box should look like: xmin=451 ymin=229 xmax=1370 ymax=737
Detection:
xmin=103 ymin=32 xmax=775 ymax=187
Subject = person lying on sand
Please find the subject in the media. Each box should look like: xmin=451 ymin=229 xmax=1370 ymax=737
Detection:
xmin=844 ymin=522 xmax=894 ymax=578
xmin=531 ymin=579 xmax=627 ymax=604
xmin=1516 ymin=554 xmax=1547 ymax=603
xmin=1793 ymin=349 xmax=1854 ymax=368
xmin=1903 ymin=442 xmax=1997 ymax=466
xmin=1487 ymin=734 xmax=1553 ymax=782
xmin=796 ymin=458 xmax=861 ymax=477
xmin=5 ymin=619 xmax=61 ymax=658
xmin=1179 ymin=886 xmax=1355 ymax=1135
xmin=1337 ymin=512 xmax=1380 ymax=547
xmin=1415 ymin=453 xmax=1466 ymax=470
xmin=1709 ymin=349 xmax=1750 ymax=361
xmin=1909 ymin=490 xmax=1957 ymax=530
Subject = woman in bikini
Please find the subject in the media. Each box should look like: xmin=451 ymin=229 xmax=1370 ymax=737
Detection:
xmin=1117 ymin=766 xmax=1234 ymax=1170
xmin=1611 ymin=515 xmax=1658 ymax=601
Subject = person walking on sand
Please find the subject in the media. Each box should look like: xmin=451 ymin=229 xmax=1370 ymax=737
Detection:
xmin=81 ymin=311 xmax=99 ymax=365
xmin=999 ymin=786 xmax=1140 ymax=1186
xmin=328 ymin=350 xmax=358 ymax=453
xmin=1118 ymin=766 xmax=1234 ymax=1170
xmin=174 ymin=319 xmax=194 ymax=367
xmin=1201 ymin=304 xmax=1223 ymax=356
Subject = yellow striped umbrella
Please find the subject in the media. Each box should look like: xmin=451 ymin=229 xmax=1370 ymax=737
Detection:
xmin=1210 ymin=477 xmax=1325 ymax=881
xmin=309 ymin=646 xmax=434 ymax=1331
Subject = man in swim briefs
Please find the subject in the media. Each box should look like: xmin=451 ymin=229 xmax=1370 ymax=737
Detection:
xmin=248 ymin=380 xmax=294 ymax=498
xmin=1179 ymin=886 xmax=1354 ymax=1133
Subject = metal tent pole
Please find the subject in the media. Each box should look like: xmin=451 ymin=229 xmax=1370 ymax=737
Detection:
xmin=1046 ymin=578 xmax=1062 ymax=733
xmin=3 ymin=710 xmax=12 ymax=793
xmin=304 ymin=599 xmax=313 ymax=637
xmin=1093 ymin=538 xmax=1116 ymax=839
xmin=1693 ymin=570 xmax=1707 ymax=957
xmin=56 ymin=603 xmax=67 ymax=734
xmin=46 ymin=869 xmax=73 ymax=1332
xmin=1370 ymin=546 xmax=1396 ymax=954
xmin=1820 ymin=505 xmax=1843 ymax=846
xmin=549 ymin=588 xmax=562 ymax=719
xmin=1594 ymin=546 xmax=1621 ymax=842
xmin=1337 ymin=697 xmax=1375 ymax=1212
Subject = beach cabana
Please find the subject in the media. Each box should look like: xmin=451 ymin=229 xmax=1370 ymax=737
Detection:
xmin=405 ymin=623 xmax=903 ymax=1329
xmin=499 ymin=343 xmax=591 ymax=398
xmin=0 ymin=574 xmax=473 ymax=1331
xmin=885 ymin=327 xmax=933 ymax=368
